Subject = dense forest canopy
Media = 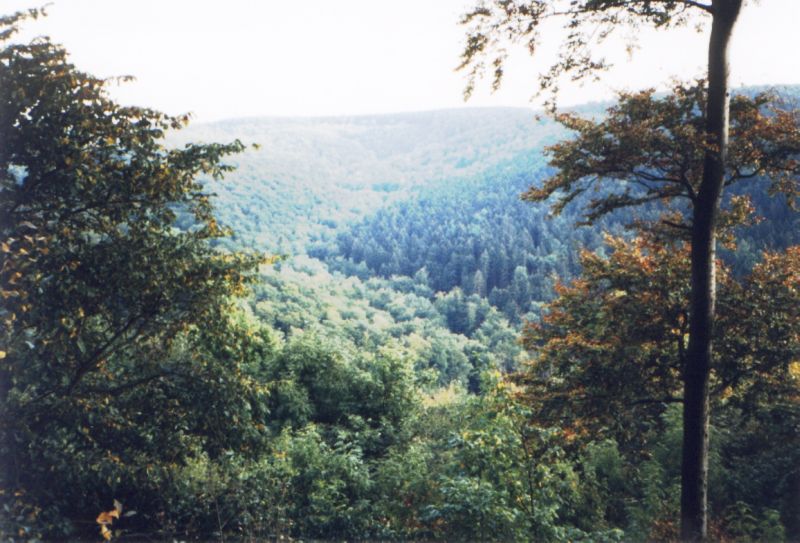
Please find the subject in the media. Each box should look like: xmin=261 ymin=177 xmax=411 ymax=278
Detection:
xmin=1 ymin=6 xmax=799 ymax=542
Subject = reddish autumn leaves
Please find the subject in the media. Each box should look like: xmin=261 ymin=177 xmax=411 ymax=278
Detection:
xmin=518 ymin=234 xmax=800 ymax=451
xmin=524 ymin=83 xmax=800 ymax=228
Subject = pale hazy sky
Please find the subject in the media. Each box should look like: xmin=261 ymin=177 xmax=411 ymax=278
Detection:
xmin=5 ymin=0 xmax=800 ymax=121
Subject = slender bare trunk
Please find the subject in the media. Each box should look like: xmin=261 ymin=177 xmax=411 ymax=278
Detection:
xmin=681 ymin=1 xmax=742 ymax=540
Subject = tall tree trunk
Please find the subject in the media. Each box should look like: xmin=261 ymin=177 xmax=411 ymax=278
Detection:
xmin=681 ymin=0 xmax=743 ymax=540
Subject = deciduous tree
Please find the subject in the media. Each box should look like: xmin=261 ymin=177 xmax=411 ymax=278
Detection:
xmin=0 ymin=10 xmax=268 ymax=534
xmin=519 ymin=234 xmax=800 ymax=537
xmin=459 ymin=1 xmax=798 ymax=537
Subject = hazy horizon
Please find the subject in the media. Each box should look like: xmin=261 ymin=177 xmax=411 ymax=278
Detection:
xmin=6 ymin=0 xmax=800 ymax=122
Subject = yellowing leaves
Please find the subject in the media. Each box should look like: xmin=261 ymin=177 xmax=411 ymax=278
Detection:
xmin=789 ymin=361 xmax=800 ymax=381
xmin=96 ymin=499 xmax=122 ymax=540
xmin=96 ymin=509 xmax=119 ymax=525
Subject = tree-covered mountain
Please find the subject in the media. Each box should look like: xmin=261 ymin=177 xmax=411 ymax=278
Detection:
xmin=173 ymin=107 xmax=566 ymax=253
xmin=322 ymin=161 xmax=613 ymax=319
xmin=5 ymin=9 xmax=799 ymax=541
xmin=179 ymin=98 xmax=799 ymax=323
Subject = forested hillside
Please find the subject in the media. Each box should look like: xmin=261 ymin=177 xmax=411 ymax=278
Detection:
xmin=174 ymin=108 xmax=566 ymax=253
xmin=2 ymin=10 xmax=798 ymax=541
xmin=180 ymin=102 xmax=799 ymax=323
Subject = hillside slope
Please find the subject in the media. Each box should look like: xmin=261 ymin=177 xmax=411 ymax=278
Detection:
xmin=174 ymin=108 xmax=565 ymax=252
xmin=178 ymin=97 xmax=799 ymax=321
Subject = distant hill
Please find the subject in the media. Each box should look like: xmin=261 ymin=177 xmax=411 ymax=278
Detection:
xmin=174 ymin=94 xmax=799 ymax=320
xmin=173 ymin=108 xmax=566 ymax=252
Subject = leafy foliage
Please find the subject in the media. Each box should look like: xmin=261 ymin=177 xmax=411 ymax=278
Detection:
xmin=0 ymin=10 xmax=266 ymax=538
xmin=518 ymin=235 xmax=800 ymax=537
xmin=458 ymin=0 xmax=708 ymax=103
xmin=524 ymin=83 xmax=800 ymax=229
xmin=2 ymin=9 xmax=799 ymax=541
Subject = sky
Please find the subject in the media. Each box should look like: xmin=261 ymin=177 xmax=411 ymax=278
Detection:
xmin=5 ymin=0 xmax=800 ymax=122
